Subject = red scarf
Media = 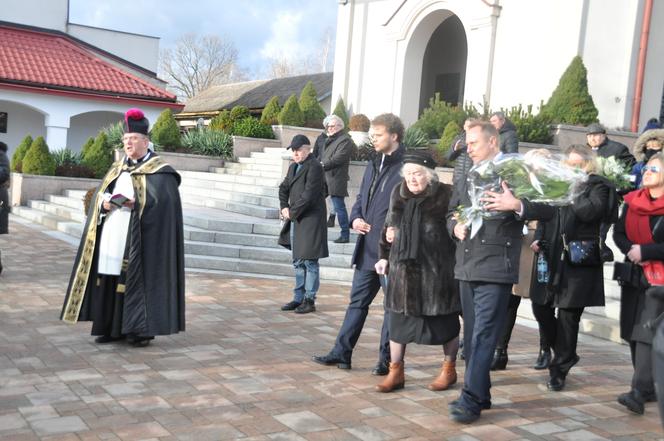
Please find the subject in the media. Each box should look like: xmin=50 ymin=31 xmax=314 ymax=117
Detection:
xmin=624 ymin=188 xmax=664 ymax=285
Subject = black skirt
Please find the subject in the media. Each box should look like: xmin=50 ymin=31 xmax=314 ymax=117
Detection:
xmin=389 ymin=311 xmax=460 ymax=345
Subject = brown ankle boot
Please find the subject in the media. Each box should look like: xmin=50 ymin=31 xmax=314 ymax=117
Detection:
xmin=428 ymin=360 xmax=457 ymax=391
xmin=375 ymin=361 xmax=405 ymax=393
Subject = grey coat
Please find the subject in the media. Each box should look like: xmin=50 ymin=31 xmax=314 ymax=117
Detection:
xmin=278 ymin=155 xmax=329 ymax=260
xmin=321 ymin=132 xmax=353 ymax=197
xmin=499 ymin=120 xmax=519 ymax=154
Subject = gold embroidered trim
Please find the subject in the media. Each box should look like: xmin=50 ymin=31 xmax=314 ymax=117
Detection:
xmin=116 ymin=284 xmax=126 ymax=294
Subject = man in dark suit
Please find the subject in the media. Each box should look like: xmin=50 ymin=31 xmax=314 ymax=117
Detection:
xmin=278 ymin=135 xmax=329 ymax=314
xmin=312 ymin=113 xmax=406 ymax=375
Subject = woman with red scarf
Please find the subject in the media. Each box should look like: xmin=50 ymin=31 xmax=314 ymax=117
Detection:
xmin=613 ymin=153 xmax=664 ymax=415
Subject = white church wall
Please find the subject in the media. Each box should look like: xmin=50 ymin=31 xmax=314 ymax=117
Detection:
xmin=0 ymin=0 xmax=68 ymax=32
xmin=639 ymin=0 xmax=664 ymax=130
xmin=0 ymin=101 xmax=46 ymax=158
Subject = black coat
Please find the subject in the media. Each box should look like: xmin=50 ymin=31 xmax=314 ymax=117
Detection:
xmin=312 ymin=132 xmax=326 ymax=162
xmin=613 ymin=202 xmax=664 ymax=343
xmin=350 ymin=145 xmax=405 ymax=270
xmin=524 ymin=175 xmax=616 ymax=308
xmin=278 ymin=155 xmax=329 ymax=260
xmin=593 ymin=137 xmax=636 ymax=168
xmin=446 ymin=131 xmax=473 ymax=195
xmin=499 ymin=120 xmax=519 ymax=154
xmin=321 ymin=132 xmax=353 ymax=197
xmin=0 ymin=149 xmax=9 ymax=234
xmin=379 ymin=181 xmax=459 ymax=316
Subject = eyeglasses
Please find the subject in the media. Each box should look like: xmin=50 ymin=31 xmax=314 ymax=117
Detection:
xmin=642 ymin=165 xmax=661 ymax=174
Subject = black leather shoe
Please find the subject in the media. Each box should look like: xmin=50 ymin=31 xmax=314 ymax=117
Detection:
xmin=333 ymin=236 xmax=349 ymax=244
xmin=130 ymin=337 xmax=153 ymax=348
xmin=533 ymin=348 xmax=552 ymax=370
xmin=371 ymin=360 xmax=389 ymax=376
xmin=617 ymin=390 xmax=645 ymax=415
xmin=449 ymin=404 xmax=480 ymax=424
xmin=281 ymin=300 xmax=302 ymax=311
xmin=490 ymin=348 xmax=508 ymax=371
xmin=327 ymin=214 xmax=336 ymax=227
xmin=94 ymin=335 xmax=123 ymax=344
xmin=312 ymin=353 xmax=351 ymax=369
xmin=546 ymin=374 xmax=566 ymax=391
xmin=294 ymin=299 xmax=316 ymax=314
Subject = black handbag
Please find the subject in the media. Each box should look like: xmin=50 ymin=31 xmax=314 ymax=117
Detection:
xmin=563 ymin=234 xmax=601 ymax=267
xmin=613 ymin=261 xmax=638 ymax=287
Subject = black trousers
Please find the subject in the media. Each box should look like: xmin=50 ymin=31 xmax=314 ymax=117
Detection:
xmin=533 ymin=304 xmax=584 ymax=377
xmin=532 ymin=302 xmax=557 ymax=350
xmin=0 ymin=186 xmax=8 ymax=234
xmin=496 ymin=294 xmax=521 ymax=350
xmin=653 ymin=321 xmax=664 ymax=428
xmin=629 ymin=341 xmax=655 ymax=395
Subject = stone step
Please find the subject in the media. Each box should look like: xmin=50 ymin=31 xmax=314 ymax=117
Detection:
xmin=224 ymin=161 xmax=282 ymax=172
xmin=216 ymin=168 xmax=284 ymax=179
xmin=238 ymin=156 xmax=283 ymax=166
xmin=184 ymin=254 xmax=354 ymax=282
xmin=64 ymin=189 xmax=90 ymax=199
xmin=260 ymin=147 xmax=289 ymax=155
xmin=179 ymin=186 xmax=281 ymax=209
xmin=180 ymin=178 xmax=279 ymax=197
xmin=182 ymin=194 xmax=280 ymax=219
xmin=29 ymin=200 xmax=86 ymax=223
xmin=179 ymin=170 xmax=281 ymax=187
xmin=12 ymin=206 xmax=83 ymax=237
xmin=47 ymin=194 xmax=84 ymax=210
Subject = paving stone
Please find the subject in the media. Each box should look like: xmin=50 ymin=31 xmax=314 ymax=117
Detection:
xmin=31 ymin=415 xmax=88 ymax=436
xmin=273 ymin=411 xmax=337 ymax=433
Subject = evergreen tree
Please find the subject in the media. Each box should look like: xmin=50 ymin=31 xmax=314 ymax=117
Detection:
xmin=278 ymin=95 xmax=305 ymax=127
xmin=437 ymin=121 xmax=461 ymax=161
xmin=80 ymin=136 xmax=95 ymax=158
xmin=332 ymin=97 xmax=349 ymax=128
xmin=11 ymin=134 xmax=33 ymax=172
xmin=82 ymin=132 xmax=113 ymax=178
xmin=260 ymin=96 xmax=281 ymax=125
xmin=150 ymin=108 xmax=181 ymax=150
xmin=542 ymin=56 xmax=598 ymax=125
xmin=22 ymin=136 xmax=56 ymax=176
xmin=230 ymin=106 xmax=250 ymax=121
xmin=209 ymin=109 xmax=233 ymax=132
xmin=298 ymin=81 xmax=326 ymax=128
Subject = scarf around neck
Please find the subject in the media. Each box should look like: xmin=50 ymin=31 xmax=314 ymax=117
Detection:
xmin=395 ymin=181 xmax=434 ymax=263
xmin=624 ymin=188 xmax=664 ymax=285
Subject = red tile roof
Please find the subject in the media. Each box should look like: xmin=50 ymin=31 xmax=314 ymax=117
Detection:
xmin=0 ymin=25 xmax=178 ymax=103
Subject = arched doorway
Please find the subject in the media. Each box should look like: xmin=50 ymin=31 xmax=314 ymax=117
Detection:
xmin=68 ymin=111 xmax=123 ymax=153
xmin=419 ymin=15 xmax=467 ymax=114
xmin=0 ymin=100 xmax=46 ymax=157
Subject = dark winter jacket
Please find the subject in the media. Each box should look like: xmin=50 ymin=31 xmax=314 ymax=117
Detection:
xmin=499 ymin=120 xmax=519 ymax=154
xmin=312 ymin=132 xmax=326 ymax=162
xmin=592 ymin=137 xmax=636 ymax=168
xmin=446 ymin=131 xmax=472 ymax=196
xmin=379 ymin=181 xmax=460 ymax=316
xmin=350 ymin=145 xmax=405 ymax=270
xmin=525 ymin=175 xmax=617 ymax=308
xmin=613 ymin=202 xmax=664 ymax=343
xmin=278 ymin=155 xmax=329 ymax=260
xmin=321 ymin=131 xmax=353 ymax=197
xmin=0 ymin=149 xmax=9 ymax=186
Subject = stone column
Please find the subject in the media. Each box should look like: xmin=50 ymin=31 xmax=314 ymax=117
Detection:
xmin=44 ymin=114 xmax=70 ymax=150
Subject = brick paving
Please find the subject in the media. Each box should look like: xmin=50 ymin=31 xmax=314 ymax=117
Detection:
xmin=0 ymin=217 xmax=662 ymax=440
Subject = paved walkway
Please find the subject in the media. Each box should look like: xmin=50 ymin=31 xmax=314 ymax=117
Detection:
xmin=0 ymin=218 xmax=662 ymax=440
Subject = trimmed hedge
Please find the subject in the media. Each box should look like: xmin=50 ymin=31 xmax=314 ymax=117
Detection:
xmin=333 ymin=97 xmax=349 ymax=128
xmin=542 ymin=56 xmax=598 ymax=125
xmin=22 ymin=136 xmax=56 ymax=176
xmin=278 ymin=95 xmax=305 ymax=127
xmin=11 ymin=134 xmax=33 ymax=172
xmin=260 ymin=96 xmax=281 ymax=126
xmin=232 ymin=117 xmax=275 ymax=139
xmin=82 ymin=132 xmax=114 ymax=178
xmin=151 ymin=108 xmax=182 ymax=151
xmin=298 ymin=81 xmax=326 ymax=128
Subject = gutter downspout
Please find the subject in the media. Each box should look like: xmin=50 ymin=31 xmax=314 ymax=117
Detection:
xmin=483 ymin=0 xmax=501 ymax=111
xmin=631 ymin=0 xmax=653 ymax=132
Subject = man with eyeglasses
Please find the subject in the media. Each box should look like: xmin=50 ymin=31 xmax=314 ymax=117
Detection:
xmin=61 ymin=108 xmax=185 ymax=348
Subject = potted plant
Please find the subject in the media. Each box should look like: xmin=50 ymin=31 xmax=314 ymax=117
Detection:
xmin=348 ymin=114 xmax=371 ymax=148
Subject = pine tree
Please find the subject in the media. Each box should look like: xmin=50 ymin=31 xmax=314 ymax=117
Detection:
xmin=278 ymin=95 xmax=305 ymax=127
xmin=542 ymin=56 xmax=599 ymax=125
xmin=151 ymin=108 xmax=181 ymax=151
xmin=82 ymin=132 xmax=113 ymax=178
xmin=80 ymin=136 xmax=95 ymax=158
xmin=298 ymin=81 xmax=326 ymax=128
xmin=11 ymin=134 xmax=33 ymax=172
xmin=260 ymin=96 xmax=281 ymax=125
xmin=332 ymin=97 xmax=349 ymax=128
xmin=22 ymin=136 xmax=56 ymax=176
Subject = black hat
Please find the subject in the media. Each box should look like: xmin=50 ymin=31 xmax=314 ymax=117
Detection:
xmin=124 ymin=108 xmax=149 ymax=135
xmin=286 ymin=134 xmax=311 ymax=150
xmin=586 ymin=123 xmax=605 ymax=135
xmin=403 ymin=151 xmax=437 ymax=169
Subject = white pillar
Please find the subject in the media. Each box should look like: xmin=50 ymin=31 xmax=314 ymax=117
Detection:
xmin=44 ymin=114 xmax=70 ymax=150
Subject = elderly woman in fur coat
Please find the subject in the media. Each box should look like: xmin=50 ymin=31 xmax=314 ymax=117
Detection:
xmin=632 ymin=128 xmax=664 ymax=188
xmin=374 ymin=151 xmax=460 ymax=393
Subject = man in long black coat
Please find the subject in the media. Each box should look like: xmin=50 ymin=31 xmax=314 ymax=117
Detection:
xmin=278 ymin=135 xmax=329 ymax=314
xmin=312 ymin=113 xmax=405 ymax=375
xmin=61 ymin=108 xmax=185 ymax=347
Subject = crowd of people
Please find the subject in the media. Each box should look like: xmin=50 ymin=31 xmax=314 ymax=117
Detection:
xmin=278 ymin=111 xmax=664 ymax=425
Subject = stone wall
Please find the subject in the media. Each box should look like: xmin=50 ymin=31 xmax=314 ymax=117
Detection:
xmin=10 ymin=173 xmax=100 ymax=207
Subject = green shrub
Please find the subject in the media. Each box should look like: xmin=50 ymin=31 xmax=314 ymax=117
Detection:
xmin=504 ymin=104 xmax=553 ymax=144
xmin=436 ymin=121 xmax=461 ymax=165
xmin=51 ymin=147 xmax=81 ymax=167
xmin=80 ymin=137 xmax=95 ymax=158
xmin=542 ymin=56 xmax=598 ymax=125
xmin=349 ymin=114 xmax=371 ymax=132
xmin=232 ymin=117 xmax=275 ymax=139
xmin=82 ymin=132 xmax=114 ymax=178
xmin=11 ymin=134 xmax=33 ymax=172
xmin=209 ymin=110 xmax=233 ymax=132
xmin=403 ymin=126 xmax=430 ymax=148
xmin=181 ymin=129 xmax=233 ymax=158
xmin=278 ymin=94 xmax=305 ymax=127
xmin=230 ymin=106 xmax=251 ymax=121
xmin=151 ymin=108 xmax=181 ymax=151
xmin=260 ymin=96 xmax=281 ymax=126
xmin=333 ymin=97 xmax=349 ymax=128
xmin=101 ymin=122 xmax=124 ymax=151
xmin=22 ymin=136 xmax=56 ymax=176
xmin=413 ymin=93 xmax=479 ymax=138
xmin=298 ymin=81 xmax=326 ymax=128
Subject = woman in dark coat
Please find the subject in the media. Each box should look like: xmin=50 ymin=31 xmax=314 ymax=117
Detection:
xmin=523 ymin=145 xmax=618 ymax=392
xmin=374 ymin=152 xmax=460 ymax=393
xmin=613 ymin=152 xmax=664 ymax=414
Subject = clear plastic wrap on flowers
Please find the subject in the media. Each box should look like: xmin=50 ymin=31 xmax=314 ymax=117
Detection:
xmin=456 ymin=152 xmax=588 ymax=238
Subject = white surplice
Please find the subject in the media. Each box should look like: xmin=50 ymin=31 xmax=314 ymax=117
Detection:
xmin=97 ymin=171 xmax=135 ymax=275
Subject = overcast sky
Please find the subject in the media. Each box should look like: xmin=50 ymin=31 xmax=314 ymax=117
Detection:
xmin=68 ymin=0 xmax=337 ymax=79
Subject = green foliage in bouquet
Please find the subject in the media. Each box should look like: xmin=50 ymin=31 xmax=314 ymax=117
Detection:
xmin=596 ymin=156 xmax=634 ymax=190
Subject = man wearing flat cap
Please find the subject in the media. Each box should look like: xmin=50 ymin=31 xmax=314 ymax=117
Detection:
xmin=61 ymin=108 xmax=185 ymax=347
xmin=279 ymin=134 xmax=329 ymax=314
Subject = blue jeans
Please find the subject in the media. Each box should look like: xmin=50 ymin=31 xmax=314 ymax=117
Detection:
xmin=331 ymin=268 xmax=390 ymax=363
xmin=330 ymin=196 xmax=349 ymax=239
xmin=292 ymin=259 xmax=320 ymax=302
xmin=457 ymin=281 xmax=512 ymax=415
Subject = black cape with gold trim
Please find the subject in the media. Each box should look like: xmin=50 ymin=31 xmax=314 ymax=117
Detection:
xmin=60 ymin=154 xmax=185 ymax=336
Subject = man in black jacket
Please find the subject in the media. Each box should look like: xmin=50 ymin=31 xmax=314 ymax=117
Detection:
xmin=278 ymin=135 xmax=329 ymax=314
xmin=489 ymin=111 xmax=519 ymax=154
xmin=312 ymin=113 xmax=405 ymax=375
